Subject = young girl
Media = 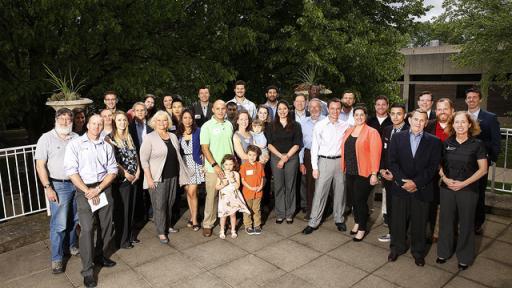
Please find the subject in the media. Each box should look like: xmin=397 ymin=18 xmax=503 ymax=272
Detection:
xmin=216 ymin=155 xmax=250 ymax=239
xmin=251 ymin=119 xmax=269 ymax=163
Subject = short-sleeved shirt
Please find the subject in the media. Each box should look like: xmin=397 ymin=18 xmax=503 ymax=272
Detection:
xmin=267 ymin=121 xmax=303 ymax=154
xmin=441 ymin=136 xmax=487 ymax=193
xmin=240 ymin=161 xmax=265 ymax=200
xmin=200 ymin=118 xmax=234 ymax=173
xmin=34 ymin=130 xmax=78 ymax=180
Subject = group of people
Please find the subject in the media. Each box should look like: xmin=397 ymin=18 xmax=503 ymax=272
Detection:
xmin=35 ymin=81 xmax=501 ymax=287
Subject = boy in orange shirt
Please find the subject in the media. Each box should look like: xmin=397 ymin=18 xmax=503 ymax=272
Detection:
xmin=240 ymin=145 xmax=266 ymax=235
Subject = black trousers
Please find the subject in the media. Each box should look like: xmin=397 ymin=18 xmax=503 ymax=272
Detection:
xmin=475 ymin=174 xmax=487 ymax=227
xmin=438 ymin=187 xmax=478 ymax=265
xmin=113 ymin=180 xmax=137 ymax=247
xmin=390 ymin=195 xmax=429 ymax=259
xmin=76 ymin=185 xmax=113 ymax=277
xmin=383 ymin=180 xmax=393 ymax=232
xmin=346 ymin=174 xmax=372 ymax=231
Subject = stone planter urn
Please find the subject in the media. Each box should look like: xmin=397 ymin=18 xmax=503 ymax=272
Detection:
xmin=45 ymin=98 xmax=93 ymax=111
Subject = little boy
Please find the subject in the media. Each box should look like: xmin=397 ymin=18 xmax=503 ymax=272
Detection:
xmin=240 ymin=145 xmax=266 ymax=235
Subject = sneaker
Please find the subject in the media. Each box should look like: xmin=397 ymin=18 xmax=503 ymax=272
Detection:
xmin=69 ymin=246 xmax=80 ymax=256
xmin=378 ymin=234 xmax=391 ymax=242
xmin=245 ymin=227 xmax=255 ymax=235
xmin=52 ymin=261 xmax=64 ymax=274
xmin=253 ymin=226 xmax=262 ymax=235
xmin=168 ymin=227 xmax=179 ymax=233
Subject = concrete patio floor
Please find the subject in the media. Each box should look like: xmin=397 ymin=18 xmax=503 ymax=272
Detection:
xmin=1 ymin=205 xmax=511 ymax=288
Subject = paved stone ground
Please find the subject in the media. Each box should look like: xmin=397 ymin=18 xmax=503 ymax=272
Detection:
xmin=1 ymin=205 xmax=512 ymax=288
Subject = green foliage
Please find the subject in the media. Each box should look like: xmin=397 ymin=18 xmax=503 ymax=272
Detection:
xmin=436 ymin=0 xmax=512 ymax=98
xmin=0 ymin=0 xmax=427 ymax=133
xmin=44 ymin=64 xmax=86 ymax=101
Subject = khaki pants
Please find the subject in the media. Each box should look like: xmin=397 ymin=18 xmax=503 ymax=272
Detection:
xmin=203 ymin=172 xmax=219 ymax=228
xmin=243 ymin=197 xmax=262 ymax=228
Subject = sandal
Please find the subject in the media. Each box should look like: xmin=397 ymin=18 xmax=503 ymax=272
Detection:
xmin=187 ymin=220 xmax=193 ymax=228
xmin=192 ymin=224 xmax=201 ymax=232
xmin=231 ymin=229 xmax=237 ymax=239
xmin=219 ymin=227 xmax=226 ymax=239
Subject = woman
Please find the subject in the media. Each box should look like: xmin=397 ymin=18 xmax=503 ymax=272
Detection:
xmin=233 ymin=110 xmax=253 ymax=163
xmin=106 ymin=111 xmax=140 ymax=249
xmin=341 ymin=106 xmax=381 ymax=241
xmin=140 ymin=111 xmax=191 ymax=243
xmin=256 ymin=105 xmax=272 ymax=130
xmin=437 ymin=111 xmax=487 ymax=270
xmin=163 ymin=95 xmax=173 ymax=116
xmin=170 ymin=97 xmax=184 ymax=133
xmin=267 ymin=100 xmax=303 ymax=224
xmin=72 ymin=108 xmax=86 ymax=135
xmin=178 ymin=109 xmax=204 ymax=231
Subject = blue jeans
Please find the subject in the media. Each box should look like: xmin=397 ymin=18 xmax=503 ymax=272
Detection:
xmin=49 ymin=181 xmax=78 ymax=261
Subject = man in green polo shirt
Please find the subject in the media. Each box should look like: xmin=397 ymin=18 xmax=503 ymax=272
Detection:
xmin=200 ymin=100 xmax=234 ymax=237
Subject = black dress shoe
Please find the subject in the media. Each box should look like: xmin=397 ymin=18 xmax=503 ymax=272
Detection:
xmin=96 ymin=257 xmax=117 ymax=268
xmin=458 ymin=263 xmax=469 ymax=271
xmin=84 ymin=275 xmax=97 ymax=288
xmin=436 ymin=257 xmax=447 ymax=264
xmin=474 ymin=225 xmax=483 ymax=235
xmin=121 ymin=243 xmax=134 ymax=249
xmin=388 ymin=252 xmax=398 ymax=262
xmin=302 ymin=226 xmax=316 ymax=235
xmin=131 ymin=238 xmax=141 ymax=244
xmin=286 ymin=218 xmax=294 ymax=224
xmin=335 ymin=222 xmax=347 ymax=232
xmin=276 ymin=218 xmax=284 ymax=224
xmin=414 ymin=257 xmax=425 ymax=267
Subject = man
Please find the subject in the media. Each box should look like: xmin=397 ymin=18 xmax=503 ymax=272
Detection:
xmin=227 ymin=80 xmax=257 ymax=118
xmin=191 ymin=86 xmax=213 ymax=127
xmin=200 ymin=100 xmax=234 ymax=237
xmin=417 ymin=91 xmax=436 ymax=121
xmin=129 ymin=102 xmax=154 ymax=225
xmin=367 ymin=95 xmax=393 ymax=136
xmin=103 ymin=91 xmax=118 ymax=113
xmin=339 ymin=90 xmax=356 ymax=126
xmin=35 ymin=108 xmax=79 ymax=274
xmin=466 ymin=87 xmax=501 ymax=234
xmin=377 ymin=103 xmax=409 ymax=242
xmin=298 ymin=99 xmax=325 ymax=219
xmin=303 ymin=98 xmax=350 ymax=234
xmin=387 ymin=110 xmax=442 ymax=267
xmin=226 ymin=102 xmax=238 ymax=124
xmin=308 ymin=84 xmax=328 ymax=116
xmin=264 ymin=85 xmax=279 ymax=120
xmin=64 ymin=114 xmax=118 ymax=288
xmin=292 ymin=93 xmax=310 ymax=123
xmin=424 ymin=98 xmax=454 ymax=241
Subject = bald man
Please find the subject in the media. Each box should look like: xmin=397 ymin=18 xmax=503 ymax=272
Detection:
xmin=200 ymin=100 xmax=234 ymax=237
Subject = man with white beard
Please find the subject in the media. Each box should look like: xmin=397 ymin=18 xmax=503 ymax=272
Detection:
xmin=35 ymin=108 xmax=80 ymax=274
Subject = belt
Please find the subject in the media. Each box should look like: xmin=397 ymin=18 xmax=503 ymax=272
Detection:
xmin=319 ymin=155 xmax=341 ymax=159
xmin=50 ymin=178 xmax=72 ymax=183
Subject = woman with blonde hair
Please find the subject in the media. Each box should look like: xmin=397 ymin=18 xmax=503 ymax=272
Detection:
xmin=106 ymin=111 xmax=140 ymax=249
xmin=140 ymin=111 xmax=191 ymax=244
xmin=437 ymin=111 xmax=488 ymax=270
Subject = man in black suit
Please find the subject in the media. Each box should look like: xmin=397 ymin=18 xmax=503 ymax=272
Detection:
xmin=367 ymin=95 xmax=393 ymax=136
xmin=129 ymin=102 xmax=154 ymax=226
xmin=417 ymin=91 xmax=436 ymax=121
xmin=466 ymin=87 xmax=501 ymax=234
xmin=387 ymin=109 xmax=442 ymax=266
xmin=190 ymin=86 xmax=213 ymax=127
xmin=378 ymin=103 xmax=409 ymax=243
xmin=292 ymin=93 xmax=310 ymax=122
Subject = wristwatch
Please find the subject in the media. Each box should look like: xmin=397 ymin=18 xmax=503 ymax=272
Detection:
xmin=43 ymin=183 xmax=51 ymax=189
xmin=212 ymin=162 xmax=218 ymax=167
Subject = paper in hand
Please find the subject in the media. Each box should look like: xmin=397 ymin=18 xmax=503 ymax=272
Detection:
xmin=88 ymin=192 xmax=108 ymax=212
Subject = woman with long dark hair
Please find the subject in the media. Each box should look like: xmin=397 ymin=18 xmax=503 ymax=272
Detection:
xmin=267 ymin=100 xmax=303 ymax=224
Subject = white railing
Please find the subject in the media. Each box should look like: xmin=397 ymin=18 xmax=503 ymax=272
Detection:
xmin=0 ymin=144 xmax=46 ymax=222
xmin=488 ymin=128 xmax=512 ymax=194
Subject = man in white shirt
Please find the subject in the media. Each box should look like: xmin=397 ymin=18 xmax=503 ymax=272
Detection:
xmin=303 ymin=98 xmax=350 ymax=234
xmin=339 ymin=91 xmax=355 ymax=126
xmin=227 ymin=80 xmax=257 ymax=118
xmin=293 ymin=93 xmax=309 ymax=122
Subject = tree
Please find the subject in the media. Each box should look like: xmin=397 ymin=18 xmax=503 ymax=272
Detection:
xmin=437 ymin=0 xmax=512 ymax=97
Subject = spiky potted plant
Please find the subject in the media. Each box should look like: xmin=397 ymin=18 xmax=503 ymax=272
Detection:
xmin=44 ymin=64 xmax=93 ymax=111
xmin=294 ymin=64 xmax=332 ymax=97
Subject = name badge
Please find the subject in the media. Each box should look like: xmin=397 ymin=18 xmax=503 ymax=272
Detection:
xmin=446 ymin=146 xmax=456 ymax=151
xmin=195 ymin=114 xmax=201 ymax=119
xmin=244 ymin=138 xmax=250 ymax=143
xmin=384 ymin=143 xmax=387 ymax=149
xmin=212 ymin=127 xmax=221 ymax=134
xmin=247 ymin=169 xmax=254 ymax=176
